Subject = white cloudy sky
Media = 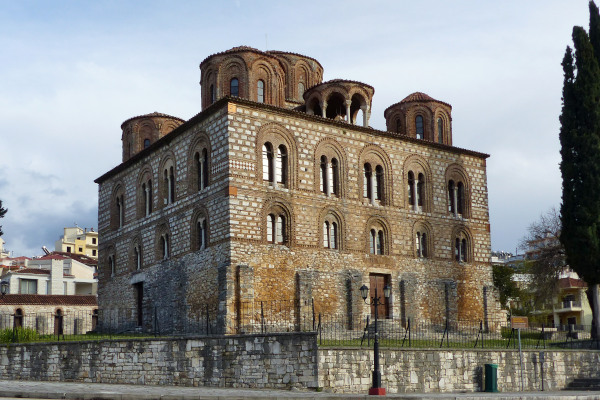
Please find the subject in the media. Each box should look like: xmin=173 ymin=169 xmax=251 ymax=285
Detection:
xmin=0 ymin=1 xmax=590 ymax=257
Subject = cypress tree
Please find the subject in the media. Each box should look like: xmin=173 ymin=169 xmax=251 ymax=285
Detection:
xmin=559 ymin=1 xmax=600 ymax=340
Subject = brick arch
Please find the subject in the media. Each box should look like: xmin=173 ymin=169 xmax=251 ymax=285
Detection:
xmin=190 ymin=206 xmax=210 ymax=251
xmin=250 ymin=58 xmax=283 ymax=106
xmin=403 ymin=154 xmax=433 ymax=212
xmin=313 ymin=138 xmax=348 ymax=197
xmin=255 ymin=123 xmax=298 ymax=189
xmin=412 ymin=219 xmax=434 ymax=258
xmin=451 ymin=225 xmax=473 ymax=263
xmin=405 ymin=105 xmax=434 ymax=140
xmin=293 ymin=61 xmax=313 ymax=98
xmin=154 ymin=220 xmax=172 ymax=262
xmin=187 ymin=132 xmax=212 ymax=193
xmin=217 ymin=56 xmax=249 ymax=98
xmin=136 ymin=120 xmax=160 ymax=150
xmin=364 ymin=215 xmax=393 ymax=255
xmin=318 ymin=206 xmax=347 ymax=251
xmin=109 ymin=181 xmax=125 ymax=230
xmin=358 ymin=144 xmax=394 ymax=206
xmin=445 ymin=163 xmax=471 ymax=218
xmin=385 ymin=109 xmax=406 ymax=134
xmin=157 ymin=151 xmax=177 ymax=209
xmin=201 ymin=67 xmax=218 ymax=108
xmin=433 ymin=108 xmax=452 ymax=145
xmin=261 ymin=197 xmax=295 ymax=246
xmin=136 ymin=164 xmax=154 ymax=218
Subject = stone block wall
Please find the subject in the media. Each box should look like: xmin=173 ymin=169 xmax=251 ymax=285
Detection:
xmin=318 ymin=348 xmax=600 ymax=393
xmin=0 ymin=333 xmax=318 ymax=389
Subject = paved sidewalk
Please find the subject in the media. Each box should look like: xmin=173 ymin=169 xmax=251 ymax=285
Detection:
xmin=0 ymin=380 xmax=599 ymax=400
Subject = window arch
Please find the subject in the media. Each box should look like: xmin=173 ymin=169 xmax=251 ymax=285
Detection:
xmin=359 ymin=146 xmax=392 ymax=206
xmin=415 ymin=115 xmax=424 ymax=139
xmin=111 ymin=184 xmax=125 ymax=230
xmin=453 ymin=229 xmax=472 ymax=263
xmin=155 ymin=224 xmax=171 ymax=261
xmin=437 ymin=117 xmax=444 ymax=144
xmin=396 ymin=118 xmax=402 ymax=133
xmin=138 ymin=168 xmax=153 ymax=218
xmin=256 ymin=124 xmax=297 ymax=189
xmin=413 ymin=221 xmax=433 ymax=259
xmin=262 ymin=142 xmax=289 ymax=186
xmin=191 ymin=210 xmax=209 ymax=251
xmin=107 ymin=254 xmax=115 ymax=278
xmin=159 ymin=157 xmax=176 ymax=207
xmin=257 ymin=80 xmax=265 ymax=103
xmin=363 ymin=162 xmax=387 ymax=204
xmin=321 ymin=211 xmax=343 ymax=250
xmin=160 ymin=234 xmax=169 ymax=260
xmin=264 ymin=201 xmax=292 ymax=246
xmin=230 ymin=78 xmax=239 ymax=97
xmin=194 ymin=148 xmax=209 ymax=191
xmin=188 ymin=134 xmax=211 ymax=193
xmin=134 ymin=245 xmax=142 ymax=271
xmin=365 ymin=218 xmax=390 ymax=255
xmin=320 ymin=155 xmax=340 ymax=196
xmin=447 ymin=179 xmax=467 ymax=217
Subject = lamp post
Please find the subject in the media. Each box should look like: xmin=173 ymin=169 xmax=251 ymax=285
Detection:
xmin=360 ymin=283 xmax=390 ymax=396
xmin=0 ymin=280 xmax=8 ymax=295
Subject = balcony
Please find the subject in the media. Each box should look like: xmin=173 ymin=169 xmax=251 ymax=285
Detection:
xmin=554 ymin=300 xmax=582 ymax=313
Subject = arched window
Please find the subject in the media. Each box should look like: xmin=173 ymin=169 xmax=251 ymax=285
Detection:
xmin=276 ymin=145 xmax=288 ymax=186
xmin=455 ymin=236 xmax=468 ymax=262
xmin=417 ymin=173 xmax=425 ymax=209
xmin=161 ymin=234 xmax=169 ymax=260
xmin=116 ymin=195 xmax=124 ymax=228
xmin=416 ymin=115 xmax=424 ymax=140
xmin=14 ymin=309 xmax=23 ymax=329
xmin=416 ymin=231 xmax=428 ymax=258
xmin=210 ymin=84 xmax=215 ymax=104
xmin=298 ymin=82 xmax=305 ymax=99
xmin=457 ymin=182 xmax=465 ymax=215
xmin=195 ymin=149 xmax=209 ymax=191
xmin=163 ymin=166 xmax=175 ymax=205
xmin=363 ymin=163 xmax=373 ymax=200
xmin=257 ymin=80 xmax=265 ymax=103
xmin=197 ymin=218 xmax=207 ymax=250
xmin=230 ymin=78 xmax=239 ymax=97
xmin=322 ymin=214 xmax=340 ymax=250
xmin=437 ymin=117 xmax=444 ymax=144
xmin=448 ymin=180 xmax=456 ymax=214
xmin=262 ymin=142 xmax=274 ymax=183
xmin=320 ymin=156 xmax=340 ymax=196
xmin=267 ymin=212 xmax=287 ymax=245
xmin=375 ymin=165 xmax=384 ymax=201
xmin=320 ymin=155 xmax=327 ymax=194
xmin=396 ymin=118 xmax=402 ymax=133
xmin=369 ymin=229 xmax=385 ymax=255
xmin=134 ymin=246 xmax=141 ymax=270
xmin=108 ymin=255 xmax=115 ymax=277
xmin=143 ymin=139 xmax=151 ymax=149
xmin=407 ymin=171 xmax=415 ymax=207
xmin=142 ymin=179 xmax=152 ymax=216
xmin=448 ymin=179 xmax=466 ymax=217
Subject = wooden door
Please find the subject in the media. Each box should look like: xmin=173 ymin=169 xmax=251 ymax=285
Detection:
xmin=369 ymin=274 xmax=390 ymax=319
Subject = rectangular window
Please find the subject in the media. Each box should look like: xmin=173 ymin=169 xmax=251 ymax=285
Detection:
xmin=92 ymin=238 xmax=97 ymax=244
xmin=20 ymin=279 xmax=38 ymax=294
xmin=46 ymin=280 xmax=51 ymax=295
xmin=64 ymin=282 xmax=68 ymax=295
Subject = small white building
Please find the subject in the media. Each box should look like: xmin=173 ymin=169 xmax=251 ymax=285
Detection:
xmin=55 ymin=227 xmax=98 ymax=260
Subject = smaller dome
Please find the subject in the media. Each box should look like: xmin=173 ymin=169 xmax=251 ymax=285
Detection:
xmin=400 ymin=92 xmax=437 ymax=103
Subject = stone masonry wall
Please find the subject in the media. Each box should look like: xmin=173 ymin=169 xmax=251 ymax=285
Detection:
xmin=0 ymin=333 xmax=318 ymax=389
xmin=319 ymin=348 xmax=600 ymax=393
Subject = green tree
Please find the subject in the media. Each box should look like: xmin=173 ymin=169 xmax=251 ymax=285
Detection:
xmin=559 ymin=1 xmax=600 ymax=340
xmin=492 ymin=264 xmax=519 ymax=309
xmin=0 ymin=199 xmax=6 ymax=237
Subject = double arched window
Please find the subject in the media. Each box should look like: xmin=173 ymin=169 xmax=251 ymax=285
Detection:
xmin=230 ymin=78 xmax=239 ymax=97
xmin=369 ymin=229 xmax=385 ymax=255
xmin=160 ymin=233 xmax=170 ymax=260
xmin=407 ymin=171 xmax=425 ymax=212
xmin=134 ymin=245 xmax=142 ymax=271
xmin=194 ymin=148 xmax=209 ymax=191
xmin=267 ymin=213 xmax=287 ymax=244
xmin=262 ymin=142 xmax=288 ymax=186
xmin=141 ymin=179 xmax=152 ymax=217
xmin=448 ymin=180 xmax=465 ymax=216
xmin=320 ymin=156 xmax=340 ymax=196
xmin=108 ymin=255 xmax=115 ymax=277
xmin=322 ymin=212 xmax=342 ymax=250
xmin=363 ymin=163 xmax=385 ymax=203
xmin=454 ymin=232 xmax=470 ymax=262
xmin=197 ymin=218 xmax=207 ymax=250
xmin=163 ymin=165 xmax=175 ymax=206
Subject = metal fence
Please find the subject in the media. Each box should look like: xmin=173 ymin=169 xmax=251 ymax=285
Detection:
xmin=1 ymin=301 xmax=599 ymax=350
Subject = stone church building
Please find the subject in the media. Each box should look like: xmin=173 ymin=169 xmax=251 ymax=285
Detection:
xmin=95 ymin=46 xmax=502 ymax=333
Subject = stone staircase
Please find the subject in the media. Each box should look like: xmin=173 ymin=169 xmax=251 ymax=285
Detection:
xmin=564 ymin=378 xmax=600 ymax=391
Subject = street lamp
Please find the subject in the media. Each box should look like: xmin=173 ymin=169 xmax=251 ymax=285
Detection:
xmin=360 ymin=283 xmax=391 ymax=396
xmin=1 ymin=280 xmax=8 ymax=295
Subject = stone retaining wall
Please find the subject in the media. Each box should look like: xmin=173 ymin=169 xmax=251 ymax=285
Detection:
xmin=0 ymin=333 xmax=318 ymax=389
xmin=318 ymin=348 xmax=600 ymax=393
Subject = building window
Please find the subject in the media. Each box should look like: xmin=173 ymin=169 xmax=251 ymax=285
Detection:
xmin=14 ymin=309 xmax=23 ymax=328
xmin=276 ymin=145 xmax=288 ymax=185
xmin=455 ymin=236 xmax=468 ymax=262
xmin=416 ymin=115 xmax=424 ymax=140
xmin=20 ymin=279 xmax=37 ymax=294
xmin=363 ymin=163 xmax=373 ymax=200
xmin=262 ymin=142 xmax=274 ymax=183
xmin=369 ymin=229 xmax=385 ymax=255
xmin=322 ymin=215 xmax=340 ymax=250
xmin=116 ymin=195 xmax=124 ymax=228
xmin=267 ymin=213 xmax=287 ymax=245
xmin=210 ymin=84 xmax=215 ymax=104
xmin=364 ymin=162 xmax=386 ymax=204
xmin=230 ymin=78 xmax=239 ymax=97
xmin=92 ymin=238 xmax=97 ymax=244
xmin=160 ymin=234 xmax=169 ymax=260
xmin=437 ymin=117 xmax=444 ymax=144
xmin=163 ymin=165 xmax=175 ymax=205
xmin=197 ymin=218 xmax=207 ymax=250
xmin=108 ymin=255 xmax=115 ymax=277
xmin=257 ymin=80 xmax=265 ymax=103
xmin=448 ymin=180 xmax=465 ymax=216
xmin=375 ymin=165 xmax=384 ymax=201
xmin=66 ymin=246 xmax=71 ymax=253
xmin=92 ymin=249 xmax=97 ymax=256
xmin=416 ymin=231 xmax=428 ymax=258
xmin=320 ymin=156 xmax=340 ymax=196
xmin=144 ymin=139 xmax=150 ymax=149
xmin=195 ymin=149 xmax=209 ymax=191
xmin=298 ymin=82 xmax=305 ymax=99
xmin=408 ymin=172 xmax=425 ymax=211
xmin=134 ymin=246 xmax=141 ymax=270
xmin=142 ymin=179 xmax=152 ymax=216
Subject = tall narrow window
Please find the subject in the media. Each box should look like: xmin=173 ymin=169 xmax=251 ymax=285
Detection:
xmin=448 ymin=180 xmax=456 ymax=214
xmin=417 ymin=173 xmax=425 ymax=209
xmin=320 ymin=156 xmax=328 ymax=194
xmin=437 ymin=117 xmax=444 ymax=143
xmin=144 ymin=139 xmax=151 ymax=149
xmin=201 ymin=149 xmax=209 ymax=189
xmin=331 ymin=158 xmax=339 ymax=196
xmin=142 ymin=180 xmax=152 ymax=216
xmin=276 ymin=145 xmax=288 ymax=185
xmin=407 ymin=171 xmax=415 ymax=206
xmin=197 ymin=219 xmax=207 ymax=250
xmin=457 ymin=182 xmax=465 ymax=215
xmin=396 ymin=118 xmax=402 ymax=133
xmin=210 ymin=84 xmax=215 ymax=104
xmin=134 ymin=246 xmax=141 ymax=270
xmin=330 ymin=222 xmax=338 ymax=249
xmin=364 ymin=163 xmax=372 ymax=199
xmin=416 ymin=232 xmax=427 ymax=258
xmin=262 ymin=143 xmax=274 ymax=183
xmin=416 ymin=115 xmax=424 ymax=139
xmin=109 ymin=255 xmax=115 ymax=277
xmin=377 ymin=230 xmax=384 ymax=255
xmin=276 ymin=215 xmax=285 ymax=244
xmin=323 ymin=221 xmax=330 ymax=247
xmin=257 ymin=80 xmax=265 ymax=103
xmin=169 ymin=166 xmax=175 ymax=204
xmin=161 ymin=234 xmax=169 ymax=260
xmin=298 ymin=82 xmax=305 ymax=99
xmin=230 ymin=78 xmax=239 ymax=97
xmin=370 ymin=229 xmax=376 ymax=254
xmin=116 ymin=195 xmax=124 ymax=228
xmin=369 ymin=229 xmax=384 ymax=255
xmin=375 ymin=165 xmax=384 ymax=201
xmin=267 ymin=214 xmax=275 ymax=243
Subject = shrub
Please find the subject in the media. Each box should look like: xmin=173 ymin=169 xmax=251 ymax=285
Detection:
xmin=0 ymin=327 xmax=39 ymax=343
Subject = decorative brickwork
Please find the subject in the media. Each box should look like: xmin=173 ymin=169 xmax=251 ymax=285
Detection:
xmin=95 ymin=47 xmax=503 ymax=334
